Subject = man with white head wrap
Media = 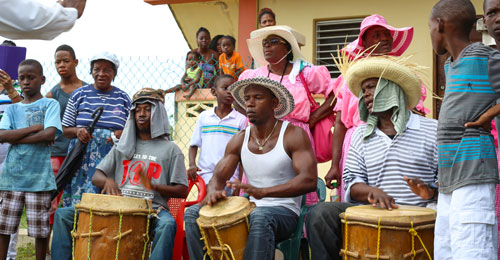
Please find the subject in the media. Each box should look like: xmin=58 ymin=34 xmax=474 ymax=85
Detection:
xmin=52 ymin=88 xmax=188 ymax=260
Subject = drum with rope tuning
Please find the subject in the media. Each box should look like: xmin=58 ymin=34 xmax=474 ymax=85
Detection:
xmin=339 ymin=205 xmax=435 ymax=260
xmin=197 ymin=196 xmax=255 ymax=260
xmin=73 ymin=193 xmax=154 ymax=260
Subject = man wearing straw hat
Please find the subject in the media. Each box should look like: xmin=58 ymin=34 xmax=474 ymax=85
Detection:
xmin=184 ymin=77 xmax=318 ymax=260
xmin=305 ymin=57 xmax=439 ymax=260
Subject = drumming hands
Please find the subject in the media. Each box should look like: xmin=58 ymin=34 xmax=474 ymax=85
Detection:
xmin=367 ymin=189 xmax=398 ymax=210
xmin=204 ymin=189 xmax=227 ymax=206
xmin=101 ymin=178 xmax=122 ymax=196
xmin=227 ymin=180 xmax=265 ymax=199
xmin=403 ymin=176 xmax=435 ymax=200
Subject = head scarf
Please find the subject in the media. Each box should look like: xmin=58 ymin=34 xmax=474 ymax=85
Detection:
xmin=358 ymin=78 xmax=410 ymax=139
xmin=116 ymin=94 xmax=170 ymax=160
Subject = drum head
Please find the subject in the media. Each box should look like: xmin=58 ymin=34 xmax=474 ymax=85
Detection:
xmin=198 ymin=197 xmax=255 ymax=227
xmin=344 ymin=205 xmax=436 ymax=225
xmin=76 ymin=193 xmax=152 ymax=212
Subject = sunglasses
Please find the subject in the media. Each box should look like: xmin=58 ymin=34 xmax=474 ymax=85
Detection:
xmin=262 ymin=37 xmax=287 ymax=46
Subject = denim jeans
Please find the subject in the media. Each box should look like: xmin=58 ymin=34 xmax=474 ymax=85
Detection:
xmin=185 ymin=204 xmax=298 ymax=260
xmin=305 ymin=202 xmax=354 ymax=260
xmin=51 ymin=206 xmax=176 ymax=260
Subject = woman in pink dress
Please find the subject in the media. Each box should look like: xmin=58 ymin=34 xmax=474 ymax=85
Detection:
xmin=325 ymin=14 xmax=429 ymax=200
xmin=239 ymin=25 xmax=336 ymax=204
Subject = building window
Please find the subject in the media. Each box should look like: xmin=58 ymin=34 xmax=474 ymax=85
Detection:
xmin=315 ymin=18 xmax=363 ymax=78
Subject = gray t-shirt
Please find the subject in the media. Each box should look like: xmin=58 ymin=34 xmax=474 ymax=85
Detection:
xmin=438 ymin=42 xmax=500 ymax=193
xmin=96 ymin=138 xmax=188 ymax=209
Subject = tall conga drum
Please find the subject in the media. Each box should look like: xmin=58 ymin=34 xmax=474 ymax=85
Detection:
xmin=339 ymin=205 xmax=435 ymax=260
xmin=197 ymin=197 xmax=255 ymax=260
xmin=73 ymin=193 xmax=154 ymax=260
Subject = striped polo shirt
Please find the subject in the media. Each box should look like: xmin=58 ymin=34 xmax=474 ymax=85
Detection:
xmin=438 ymin=43 xmax=500 ymax=193
xmin=62 ymin=84 xmax=131 ymax=130
xmin=343 ymin=113 xmax=438 ymax=207
xmin=190 ymin=107 xmax=247 ymax=184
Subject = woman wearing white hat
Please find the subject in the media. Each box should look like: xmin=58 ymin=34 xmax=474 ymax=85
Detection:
xmin=60 ymin=51 xmax=132 ymax=207
xmin=240 ymin=25 xmax=336 ymax=204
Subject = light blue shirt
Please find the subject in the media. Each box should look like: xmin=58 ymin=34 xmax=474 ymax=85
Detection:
xmin=0 ymin=98 xmax=62 ymax=191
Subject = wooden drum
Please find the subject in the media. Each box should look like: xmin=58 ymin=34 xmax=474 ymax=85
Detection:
xmin=197 ymin=197 xmax=255 ymax=260
xmin=339 ymin=205 xmax=436 ymax=260
xmin=73 ymin=193 xmax=154 ymax=260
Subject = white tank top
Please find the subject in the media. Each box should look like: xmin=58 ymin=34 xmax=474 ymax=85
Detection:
xmin=241 ymin=121 xmax=300 ymax=215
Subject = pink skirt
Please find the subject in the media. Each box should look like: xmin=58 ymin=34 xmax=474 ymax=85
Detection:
xmin=496 ymin=149 xmax=500 ymax=259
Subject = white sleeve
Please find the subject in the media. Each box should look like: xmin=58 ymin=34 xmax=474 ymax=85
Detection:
xmin=0 ymin=0 xmax=78 ymax=40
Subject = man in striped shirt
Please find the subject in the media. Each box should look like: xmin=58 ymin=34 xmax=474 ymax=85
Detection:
xmin=305 ymin=57 xmax=438 ymax=260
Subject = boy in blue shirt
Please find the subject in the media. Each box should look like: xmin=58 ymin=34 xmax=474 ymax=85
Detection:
xmin=0 ymin=59 xmax=61 ymax=260
xmin=430 ymin=0 xmax=500 ymax=258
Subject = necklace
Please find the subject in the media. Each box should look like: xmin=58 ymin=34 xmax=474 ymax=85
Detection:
xmin=254 ymin=120 xmax=279 ymax=150
xmin=267 ymin=61 xmax=290 ymax=84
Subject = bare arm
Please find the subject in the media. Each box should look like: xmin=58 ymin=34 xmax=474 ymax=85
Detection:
xmin=308 ymin=92 xmax=336 ymax=128
xmin=0 ymin=125 xmax=43 ymax=143
xmin=204 ymin=131 xmax=244 ymax=205
xmin=152 ymin=183 xmax=189 ymax=199
xmin=0 ymin=70 xmax=22 ymax=104
xmin=63 ymin=126 xmax=92 ymax=143
xmin=13 ymin=127 xmax=57 ymax=144
xmin=350 ymin=182 xmax=398 ymax=210
xmin=187 ymin=146 xmax=200 ymax=180
xmin=325 ymin=113 xmax=347 ymax=188
xmin=92 ymin=169 xmax=121 ymax=195
xmin=464 ymin=103 xmax=500 ymax=130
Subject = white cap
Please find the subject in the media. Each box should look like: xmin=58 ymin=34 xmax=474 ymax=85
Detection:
xmin=90 ymin=51 xmax=119 ymax=70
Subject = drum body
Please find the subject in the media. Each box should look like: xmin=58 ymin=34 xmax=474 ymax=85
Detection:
xmin=339 ymin=205 xmax=435 ymax=260
xmin=197 ymin=197 xmax=255 ymax=260
xmin=73 ymin=193 xmax=153 ymax=260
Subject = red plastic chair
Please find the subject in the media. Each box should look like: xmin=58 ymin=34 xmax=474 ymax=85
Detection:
xmin=169 ymin=175 xmax=206 ymax=260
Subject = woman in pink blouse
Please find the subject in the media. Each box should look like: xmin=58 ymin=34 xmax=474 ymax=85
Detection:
xmin=325 ymin=14 xmax=429 ymax=200
xmin=239 ymin=25 xmax=336 ymax=204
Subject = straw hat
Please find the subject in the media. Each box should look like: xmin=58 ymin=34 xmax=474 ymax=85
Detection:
xmin=343 ymin=14 xmax=413 ymax=58
xmin=345 ymin=57 xmax=421 ymax=108
xmin=247 ymin=25 xmax=306 ymax=67
xmin=229 ymin=77 xmax=295 ymax=119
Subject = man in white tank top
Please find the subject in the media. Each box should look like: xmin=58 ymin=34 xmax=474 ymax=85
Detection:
xmin=185 ymin=77 xmax=318 ymax=260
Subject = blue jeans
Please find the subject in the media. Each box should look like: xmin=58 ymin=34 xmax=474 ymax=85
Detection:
xmin=51 ymin=206 xmax=176 ymax=260
xmin=185 ymin=204 xmax=298 ymax=260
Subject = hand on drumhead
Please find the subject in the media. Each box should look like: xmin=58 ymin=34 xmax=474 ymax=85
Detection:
xmin=403 ymin=176 xmax=434 ymax=200
xmin=204 ymin=190 xmax=227 ymax=206
xmin=367 ymin=189 xmax=398 ymax=210
xmin=102 ymin=178 xmax=122 ymax=196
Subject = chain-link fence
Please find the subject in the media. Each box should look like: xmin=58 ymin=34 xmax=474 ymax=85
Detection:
xmin=38 ymin=55 xmax=252 ymax=165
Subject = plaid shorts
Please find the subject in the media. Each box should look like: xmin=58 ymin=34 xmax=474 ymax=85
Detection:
xmin=0 ymin=191 xmax=51 ymax=238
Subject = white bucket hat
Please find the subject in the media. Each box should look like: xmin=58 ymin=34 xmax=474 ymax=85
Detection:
xmin=229 ymin=77 xmax=295 ymax=119
xmin=90 ymin=51 xmax=120 ymax=70
xmin=247 ymin=25 xmax=306 ymax=67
